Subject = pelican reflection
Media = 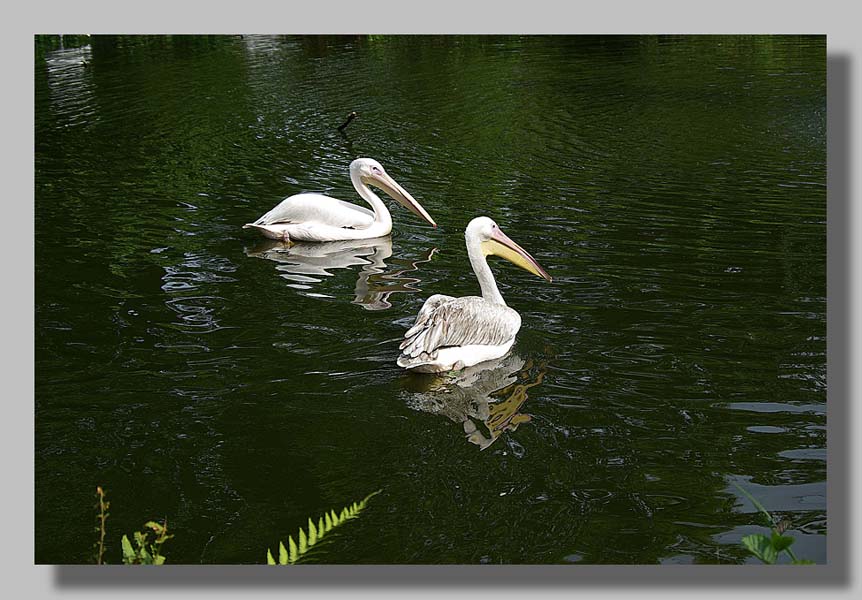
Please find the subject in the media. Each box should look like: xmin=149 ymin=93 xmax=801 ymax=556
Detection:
xmin=245 ymin=237 xmax=437 ymax=310
xmin=403 ymin=353 xmax=547 ymax=450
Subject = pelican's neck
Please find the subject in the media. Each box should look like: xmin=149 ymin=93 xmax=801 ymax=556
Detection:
xmin=466 ymin=233 xmax=506 ymax=306
xmin=351 ymin=170 xmax=392 ymax=229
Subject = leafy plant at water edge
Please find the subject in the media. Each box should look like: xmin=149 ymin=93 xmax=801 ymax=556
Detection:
xmin=121 ymin=520 xmax=174 ymax=565
xmin=267 ymin=490 xmax=381 ymax=565
xmin=93 ymin=486 xmax=110 ymax=564
xmin=733 ymin=482 xmax=813 ymax=565
xmin=92 ymin=485 xmax=173 ymax=564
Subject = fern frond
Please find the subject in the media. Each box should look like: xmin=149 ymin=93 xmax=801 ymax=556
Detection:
xmin=298 ymin=528 xmax=308 ymax=554
xmin=308 ymin=519 xmax=318 ymax=546
xmin=267 ymin=490 xmax=381 ymax=565
xmin=288 ymin=536 xmax=298 ymax=563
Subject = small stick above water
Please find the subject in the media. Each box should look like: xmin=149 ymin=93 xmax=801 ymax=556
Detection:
xmin=337 ymin=111 xmax=358 ymax=132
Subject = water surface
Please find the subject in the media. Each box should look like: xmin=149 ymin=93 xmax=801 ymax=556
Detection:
xmin=35 ymin=35 xmax=826 ymax=564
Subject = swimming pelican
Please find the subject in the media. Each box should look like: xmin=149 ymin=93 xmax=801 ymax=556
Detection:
xmin=243 ymin=158 xmax=436 ymax=242
xmin=398 ymin=216 xmax=552 ymax=373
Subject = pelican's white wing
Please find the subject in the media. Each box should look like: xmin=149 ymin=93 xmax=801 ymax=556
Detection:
xmin=398 ymin=296 xmax=521 ymax=367
xmin=246 ymin=194 xmax=375 ymax=230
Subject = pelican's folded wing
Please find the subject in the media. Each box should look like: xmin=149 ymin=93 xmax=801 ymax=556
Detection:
xmin=247 ymin=194 xmax=374 ymax=229
xmin=399 ymin=296 xmax=521 ymax=361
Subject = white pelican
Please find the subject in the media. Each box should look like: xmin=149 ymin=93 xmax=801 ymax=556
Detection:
xmin=243 ymin=158 xmax=436 ymax=242
xmin=398 ymin=216 xmax=552 ymax=373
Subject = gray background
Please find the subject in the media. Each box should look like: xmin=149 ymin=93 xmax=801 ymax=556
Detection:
xmin=6 ymin=0 xmax=861 ymax=598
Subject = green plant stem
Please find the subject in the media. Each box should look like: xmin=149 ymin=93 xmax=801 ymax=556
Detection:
xmin=732 ymin=482 xmax=772 ymax=523
xmin=733 ymin=482 xmax=801 ymax=563
xmin=95 ymin=486 xmax=108 ymax=565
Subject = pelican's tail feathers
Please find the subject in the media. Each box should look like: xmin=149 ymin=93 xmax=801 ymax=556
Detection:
xmin=242 ymin=223 xmax=290 ymax=241
xmin=397 ymin=353 xmax=447 ymax=373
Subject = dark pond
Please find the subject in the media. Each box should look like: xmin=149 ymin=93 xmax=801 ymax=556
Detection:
xmin=35 ymin=35 xmax=826 ymax=564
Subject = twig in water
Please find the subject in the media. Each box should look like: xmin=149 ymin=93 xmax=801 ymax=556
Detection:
xmin=337 ymin=111 xmax=359 ymax=132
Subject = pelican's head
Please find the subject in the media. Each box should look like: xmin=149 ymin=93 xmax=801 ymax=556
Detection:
xmin=466 ymin=216 xmax=552 ymax=282
xmin=350 ymin=158 xmax=436 ymax=228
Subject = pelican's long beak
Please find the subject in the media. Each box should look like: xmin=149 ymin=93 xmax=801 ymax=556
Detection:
xmin=368 ymin=172 xmax=437 ymax=228
xmin=482 ymin=227 xmax=552 ymax=282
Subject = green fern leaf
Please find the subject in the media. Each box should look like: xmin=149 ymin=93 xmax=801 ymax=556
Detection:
xmin=308 ymin=519 xmax=318 ymax=546
xmin=267 ymin=491 xmax=380 ymax=565
xmin=288 ymin=536 xmax=298 ymax=563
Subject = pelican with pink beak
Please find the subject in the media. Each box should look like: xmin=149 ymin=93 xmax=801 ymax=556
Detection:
xmin=243 ymin=158 xmax=436 ymax=242
xmin=398 ymin=216 xmax=552 ymax=373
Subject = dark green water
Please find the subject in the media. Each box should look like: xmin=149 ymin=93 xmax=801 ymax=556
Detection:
xmin=35 ymin=35 xmax=826 ymax=564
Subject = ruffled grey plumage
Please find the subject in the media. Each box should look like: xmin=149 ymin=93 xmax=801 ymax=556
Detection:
xmin=397 ymin=295 xmax=521 ymax=367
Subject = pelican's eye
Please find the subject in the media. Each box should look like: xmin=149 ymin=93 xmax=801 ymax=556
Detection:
xmin=371 ymin=166 xmax=382 ymax=175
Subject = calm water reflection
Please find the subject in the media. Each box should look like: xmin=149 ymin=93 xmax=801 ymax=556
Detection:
xmin=245 ymin=237 xmax=437 ymax=310
xmin=404 ymin=353 xmax=544 ymax=450
xmin=35 ymin=35 xmax=826 ymax=564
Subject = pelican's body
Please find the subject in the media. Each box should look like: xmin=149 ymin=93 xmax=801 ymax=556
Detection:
xmin=398 ymin=217 xmax=552 ymax=373
xmin=243 ymin=158 xmax=435 ymax=242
